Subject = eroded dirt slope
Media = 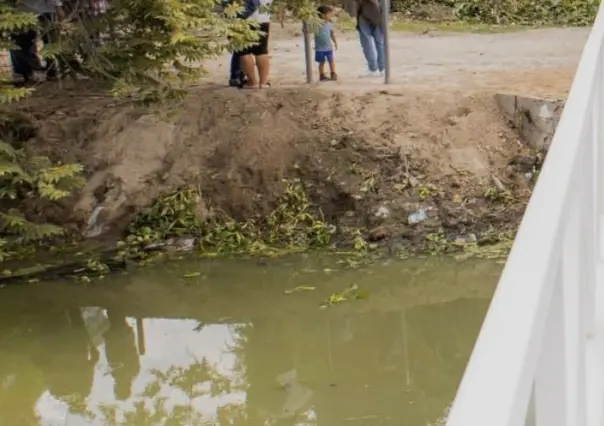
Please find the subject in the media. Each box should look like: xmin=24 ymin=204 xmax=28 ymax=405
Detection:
xmin=6 ymin=84 xmax=538 ymax=247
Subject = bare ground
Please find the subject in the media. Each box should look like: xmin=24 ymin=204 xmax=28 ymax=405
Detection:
xmin=2 ymin=27 xmax=587 ymax=248
xmin=204 ymin=26 xmax=588 ymax=97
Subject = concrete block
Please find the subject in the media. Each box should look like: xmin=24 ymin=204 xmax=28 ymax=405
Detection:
xmin=495 ymin=93 xmax=565 ymax=150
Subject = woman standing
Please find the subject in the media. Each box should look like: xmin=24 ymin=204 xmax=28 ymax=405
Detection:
xmin=356 ymin=0 xmax=385 ymax=77
xmin=238 ymin=0 xmax=273 ymax=89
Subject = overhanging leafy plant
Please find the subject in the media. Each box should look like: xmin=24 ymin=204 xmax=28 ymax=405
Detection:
xmin=0 ymin=8 xmax=86 ymax=261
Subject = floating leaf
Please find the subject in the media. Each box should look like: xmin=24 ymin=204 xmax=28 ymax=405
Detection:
xmin=320 ymin=284 xmax=368 ymax=308
xmin=284 ymin=285 xmax=316 ymax=294
xmin=183 ymin=272 xmax=201 ymax=278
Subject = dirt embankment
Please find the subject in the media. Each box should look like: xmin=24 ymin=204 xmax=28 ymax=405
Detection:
xmin=5 ymin=83 xmax=539 ymax=251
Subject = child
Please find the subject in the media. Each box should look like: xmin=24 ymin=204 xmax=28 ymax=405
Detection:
xmin=315 ymin=5 xmax=338 ymax=81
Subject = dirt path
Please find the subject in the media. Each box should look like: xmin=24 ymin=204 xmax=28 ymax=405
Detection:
xmin=203 ymin=27 xmax=589 ymax=98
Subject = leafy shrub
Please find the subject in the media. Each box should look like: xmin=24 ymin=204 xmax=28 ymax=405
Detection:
xmin=0 ymin=9 xmax=86 ymax=261
xmin=390 ymin=0 xmax=600 ymax=25
xmin=0 ymin=140 xmax=85 ymax=260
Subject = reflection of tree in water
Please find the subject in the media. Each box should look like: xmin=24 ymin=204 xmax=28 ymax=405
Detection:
xmin=32 ymin=308 xmax=98 ymax=406
xmin=0 ymin=297 xmax=489 ymax=426
xmin=93 ymin=323 xmax=250 ymax=426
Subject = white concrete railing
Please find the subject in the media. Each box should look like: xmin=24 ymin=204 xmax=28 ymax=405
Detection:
xmin=445 ymin=6 xmax=604 ymax=426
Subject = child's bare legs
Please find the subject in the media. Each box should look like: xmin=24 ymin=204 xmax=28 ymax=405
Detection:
xmin=318 ymin=61 xmax=328 ymax=80
xmin=328 ymin=58 xmax=337 ymax=80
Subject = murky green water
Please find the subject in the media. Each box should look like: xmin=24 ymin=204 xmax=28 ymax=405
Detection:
xmin=0 ymin=254 xmax=500 ymax=426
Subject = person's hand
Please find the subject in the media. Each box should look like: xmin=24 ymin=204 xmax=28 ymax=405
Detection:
xmin=334 ymin=41 xmax=338 ymax=50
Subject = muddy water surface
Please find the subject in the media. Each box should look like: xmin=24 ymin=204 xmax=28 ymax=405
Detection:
xmin=0 ymin=254 xmax=500 ymax=426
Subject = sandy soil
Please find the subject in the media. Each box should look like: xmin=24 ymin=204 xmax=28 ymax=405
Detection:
xmin=203 ymin=26 xmax=588 ymax=97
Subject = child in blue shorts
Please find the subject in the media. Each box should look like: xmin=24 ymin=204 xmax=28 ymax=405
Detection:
xmin=315 ymin=5 xmax=338 ymax=81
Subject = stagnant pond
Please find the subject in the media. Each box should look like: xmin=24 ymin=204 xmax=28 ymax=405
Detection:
xmin=0 ymin=254 xmax=501 ymax=426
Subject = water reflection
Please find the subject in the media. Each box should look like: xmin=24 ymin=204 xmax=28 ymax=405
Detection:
xmin=0 ymin=256 xmax=499 ymax=425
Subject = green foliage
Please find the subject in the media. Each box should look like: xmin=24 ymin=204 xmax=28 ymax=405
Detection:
xmin=274 ymin=0 xmax=320 ymax=21
xmin=1 ymin=0 xmax=319 ymax=102
xmin=0 ymin=4 xmax=37 ymax=47
xmin=0 ymin=138 xmax=85 ymax=260
xmin=266 ymin=181 xmax=332 ymax=247
xmin=48 ymin=0 xmax=318 ymax=102
xmin=392 ymin=0 xmax=599 ymax=25
xmin=75 ymin=0 xmax=261 ymax=101
xmin=0 ymin=7 xmax=82 ymax=261
xmin=128 ymin=188 xmax=203 ymax=239
xmin=123 ymin=181 xmax=333 ymax=259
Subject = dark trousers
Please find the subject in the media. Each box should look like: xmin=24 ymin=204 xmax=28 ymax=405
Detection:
xmin=9 ymin=13 xmax=57 ymax=81
xmin=230 ymin=52 xmax=242 ymax=80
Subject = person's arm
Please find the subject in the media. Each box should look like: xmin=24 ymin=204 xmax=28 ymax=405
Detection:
xmin=330 ymin=26 xmax=338 ymax=50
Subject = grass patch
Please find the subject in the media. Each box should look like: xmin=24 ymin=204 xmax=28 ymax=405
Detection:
xmin=391 ymin=20 xmax=531 ymax=33
xmin=335 ymin=16 xmax=533 ymax=34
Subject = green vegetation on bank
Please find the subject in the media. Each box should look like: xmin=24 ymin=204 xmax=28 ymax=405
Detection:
xmin=121 ymin=182 xmax=332 ymax=260
xmin=335 ymin=13 xmax=530 ymax=33
xmin=0 ymin=9 xmax=85 ymax=263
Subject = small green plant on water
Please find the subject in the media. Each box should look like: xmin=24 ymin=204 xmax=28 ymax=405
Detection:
xmin=321 ymin=284 xmax=369 ymax=308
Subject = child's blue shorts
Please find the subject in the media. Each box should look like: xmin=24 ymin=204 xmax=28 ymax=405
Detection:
xmin=315 ymin=50 xmax=334 ymax=64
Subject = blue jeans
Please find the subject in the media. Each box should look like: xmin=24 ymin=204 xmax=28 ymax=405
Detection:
xmin=357 ymin=22 xmax=385 ymax=72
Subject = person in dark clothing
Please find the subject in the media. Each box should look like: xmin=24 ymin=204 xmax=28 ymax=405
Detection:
xmin=222 ymin=0 xmax=247 ymax=87
xmin=10 ymin=0 xmax=63 ymax=84
xmin=229 ymin=53 xmax=245 ymax=87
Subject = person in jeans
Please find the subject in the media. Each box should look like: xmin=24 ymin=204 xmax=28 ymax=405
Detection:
xmin=238 ymin=0 xmax=273 ymax=89
xmin=229 ymin=53 xmax=246 ymax=87
xmin=10 ymin=0 xmax=63 ymax=84
xmin=356 ymin=0 xmax=384 ymax=77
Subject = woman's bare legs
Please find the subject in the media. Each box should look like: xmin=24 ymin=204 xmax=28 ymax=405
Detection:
xmin=240 ymin=54 xmax=257 ymax=87
xmin=256 ymin=54 xmax=270 ymax=86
